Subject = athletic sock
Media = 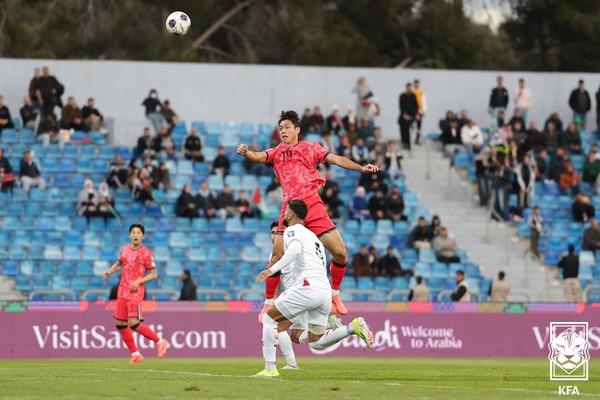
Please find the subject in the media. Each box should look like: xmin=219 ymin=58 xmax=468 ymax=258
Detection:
xmin=117 ymin=327 xmax=138 ymax=354
xmin=265 ymin=274 xmax=281 ymax=300
xmin=278 ymin=331 xmax=297 ymax=367
xmin=262 ymin=314 xmax=279 ymax=371
xmin=309 ymin=327 xmax=351 ymax=350
xmin=330 ymin=259 xmax=347 ymax=291
xmin=298 ymin=329 xmax=310 ymax=344
xmin=346 ymin=322 xmax=356 ymax=335
xmin=134 ymin=324 xmax=160 ymax=343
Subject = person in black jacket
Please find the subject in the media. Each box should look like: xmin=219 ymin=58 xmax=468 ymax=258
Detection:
xmin=569 ymin=80 xmax=592 ymax=130
xmin=195 ymin=181 xmax=217 ymax=218
xmin=386 ymin=185 xmax=405 ymax=221
xmin=176 ymin=184 xmax=198 ymax=219
xmin=488 ymin=76 xmax=509 ymax=119
xmin=378 ymin=246 xmax=407 ymax=277
xmin=368 ymin=189 xmax=387 ymax=220
xmin=137 ymin=127 xmax=154 ymax=158
xmin=0 ymin=96 xmax=14 ymax=134
xmin=557 ymin=245 xmax=582 ymax=302
xmin=20 ymin=96 xmax=38 ymax=129
xmin=440 ymin=118 xmax=464 ymax=156
xmin=212 ymin=146 xmax=230 ymax=175
xmin=184 ymin=127 xmax=203 ymax=162
xmin=0 ymin=148 xmax=13 ymax=192
xmin=179 ymin=270 xmax=198 ymax=301
xmin=398 ymin=82 xmax=419 ymax=150
xmin=410 ymin=217 xmax=432 ymax=249
xmin=572 ymin=192 xmax=595 ymax=222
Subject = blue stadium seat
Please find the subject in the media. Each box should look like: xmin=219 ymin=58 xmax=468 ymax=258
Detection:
xmin=208 ymin=175 xmax=223 ymax=191
xmin=59 ymin=159 xmax=76 ymax=173
xmin=377 ymin=220 xmax=394 ymax=235
xmin=152 ymin=232 xmax=169 ymax=247
xmin=92 ymin=159 xmax=108 ymax=174
xmin=169 ymin=232 xmax=188 ymax=248
xmin=1 ymin=129 xmax=17 ymax=144
xmin=33 ymin=275 xmax=50 ymax=289
xmin=19 ymin=129 xmax=35 ymax=144
xmin=2 ymin=261 xmax=18 ymax=276
xmin=15 ymin=275 xmax=32 ymax=291
xmin=394 ymin=221 xmax=410 ymax=235
xmin=418 ymin=249 xmax=437 ymax=263
xmin=166 ymin=261 xmax=182 ymax=277
xmin=192 ymin=218 xmax=208 ymax=231
xmin=431 ymin=263 xmax=448 ymax=279
xmin=44 ymin=245 xmax=63 ymax=260
xmin=45 ymin=145 xmax=61 ymax=159
xmin=357 ymin=277 xmax=374 ymax=290
xmin=374 ymin=277 xmax=391 ymax=291
xmin=75 ymin=261 xmax=93 ymax=276
xmin=12 ymin=188 xmax=28 ymax=202
xmin=154 ymin=246 xmax=170 ymax=262
xmin=82 ymin=246 xmax=100 ymax=261
xmin=177 ymin=160 xmax=194 ymax=175
xmin=175 ymin=218 xmax=192 ymax=232
xmin=55 ymin=216 xmax=72 ymax=231
xmin=37 ymin=217 xmax=54 ymax=231
xmin=392 ymin=276 xmax=409 ymax=290
xmin=158 ymin=218 xmax=175 ymax=232
xmin=1 ymin=216 xmax=19 ymax=231
xmin=70 ymin=276 xmax=87 ymax=291
xmin=414 ymin=262 xmax=432 ymax=278
xmin=226 ymin=218 xmax=243 ymax=233
xmin=241 ymin=246 xmax=260 ymax=262
xmin=63 ymin=246 xmax=81 ymax=261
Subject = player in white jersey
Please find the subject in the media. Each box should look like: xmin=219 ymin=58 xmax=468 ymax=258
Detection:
xmin=254 ymin=200 xmax=374 ymax=378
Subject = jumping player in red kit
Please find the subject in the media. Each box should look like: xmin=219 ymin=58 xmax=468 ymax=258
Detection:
xmin=103 ymin=224 xmax=168 ymax=364
xmin=237 ymin=110 xmax=379 ymax=322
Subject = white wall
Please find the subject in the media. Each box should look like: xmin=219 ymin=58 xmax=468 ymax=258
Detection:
xmin=1 ymin=58 xmax=599 ymax=146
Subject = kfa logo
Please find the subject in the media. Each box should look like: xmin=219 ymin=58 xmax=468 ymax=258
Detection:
xmin=548 ymin=322 xmax=589 ymax=381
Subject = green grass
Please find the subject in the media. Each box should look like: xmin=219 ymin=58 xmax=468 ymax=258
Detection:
xmin=1 ymin=358 xmax=599 ymax=399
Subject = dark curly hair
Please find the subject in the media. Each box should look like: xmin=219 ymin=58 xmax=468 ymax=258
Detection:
xmin=278 ymin=110 xmax=301 ymax=128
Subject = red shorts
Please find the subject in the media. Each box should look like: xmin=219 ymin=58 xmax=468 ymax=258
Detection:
xmin=278 ymin=192 xmax=336 ymax=237
xmin=113 ymin=298 xmax=143 ymax=321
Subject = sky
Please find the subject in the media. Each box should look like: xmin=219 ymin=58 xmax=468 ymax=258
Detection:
xmin=463 ymin=0 xmax=513 ymax=33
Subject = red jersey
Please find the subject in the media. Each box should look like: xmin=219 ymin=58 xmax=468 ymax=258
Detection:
xmin=264 ymin=141 xmax=329 ymax=201
xmin=117 ymin=244 xmax=156 ymax=301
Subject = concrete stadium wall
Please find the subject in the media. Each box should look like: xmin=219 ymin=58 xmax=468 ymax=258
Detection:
xmin=1 ymin=58 xmax=599 ymax=147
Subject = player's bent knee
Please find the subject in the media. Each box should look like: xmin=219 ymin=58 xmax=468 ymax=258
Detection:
xmin=290 ymin=329 xmax=304 ymax=343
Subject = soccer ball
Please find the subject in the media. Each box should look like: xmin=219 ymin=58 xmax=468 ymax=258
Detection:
xmin=165 ymin=11 xmax=191 ymax=36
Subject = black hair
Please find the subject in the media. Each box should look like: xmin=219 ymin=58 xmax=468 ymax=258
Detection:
xmin=498 ymin=271 xmax=505 ymax=280
xmin=270 ymin=221 xmax=278 ymax=230
xmin=579 ymin=79 xmax=584 ymax=84
xmin=387 ymin=245 xmax=394 ymax=251
xmin=288 ymin=199 xmax=308 ymax=220
xmin=416 ymin=275 xmax=423 ymax=284
xmin=278 ymin=110 xmax=301 ymax=129
xmin=183 ymin=269 xmax=191 ymax=278
xmin=568 ymin=244 xmax=575 ymax=254
xmin=456 ymin=270 xmax=464 ymax=276
xmin=129 ymin=224 xmax=145 ymax=235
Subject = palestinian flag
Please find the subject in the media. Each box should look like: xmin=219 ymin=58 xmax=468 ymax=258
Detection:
xmin=251 ymin=186 xmax=270 ymax=220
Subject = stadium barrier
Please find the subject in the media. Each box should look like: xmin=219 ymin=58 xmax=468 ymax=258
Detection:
xmin=1 ymin=301 xmax=600 ymax=358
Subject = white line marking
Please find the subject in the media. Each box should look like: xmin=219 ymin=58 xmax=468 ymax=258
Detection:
xmin=105 ymin=368 xmax=285 ymax=381
xmin=385 ymin=382 xmax=600 ymax=397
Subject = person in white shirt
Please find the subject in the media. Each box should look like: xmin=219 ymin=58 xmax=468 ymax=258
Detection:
xmin=514 ymin=78 xmax=533 ymax=123
xmin=255 ymin=200 xmax=374 ymax=378
xmin=460 ymin=120 xmax=484 ymax=153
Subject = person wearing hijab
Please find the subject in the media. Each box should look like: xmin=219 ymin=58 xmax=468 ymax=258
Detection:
xmin=98 ymin=182 xmax=117 ymax=219
xmin=350 ymin=186 xmax=370 ymax=221
xmin=77 ymin=179 xmax=99 ymax=218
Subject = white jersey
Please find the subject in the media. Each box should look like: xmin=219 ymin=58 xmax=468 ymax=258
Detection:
xmin=274 ymin=250 xmax=295 ymax=290
xmin=282 ymin=224 xmax=329 ymax=289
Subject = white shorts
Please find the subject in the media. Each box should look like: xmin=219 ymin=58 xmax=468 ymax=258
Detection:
xmin=275 ymin=281 xmax=331 ymax=329
xmin=290 ymin=312 xmax=308 ymax=331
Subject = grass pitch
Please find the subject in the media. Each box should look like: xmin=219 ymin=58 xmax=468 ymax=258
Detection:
xmin=1 ymin=357 xmax=599 ymax=399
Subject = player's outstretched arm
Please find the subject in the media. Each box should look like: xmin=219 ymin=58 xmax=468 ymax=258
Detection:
xmin=129 ymin=268 xmax=158 ymax=291
xmin=102 ymin=261 xmax=121 ymax=280
xmin=237 ymin=144 xmax=267 ymax=163
xmin=326 ymin=153 xmax=380 ymax=174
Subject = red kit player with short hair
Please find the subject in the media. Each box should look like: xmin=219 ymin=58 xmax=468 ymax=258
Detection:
xmin=237 ymin=110 xmax=379 ymax=322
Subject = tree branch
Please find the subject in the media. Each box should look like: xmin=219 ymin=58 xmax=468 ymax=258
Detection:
xmin=192 ymin=0 xmax=258 ymax=50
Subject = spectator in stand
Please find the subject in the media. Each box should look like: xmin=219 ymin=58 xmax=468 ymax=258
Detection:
xmin=515 ymin=154 xmax=535 ymax=208
xmin=243 ymin=143 xmax=270 ymax=176
xmin=488 ymin=75 xmax=509 ymax=119
xmin=456 ymin=109 xmax=468 ymax=128
xmin=137 ymin=127 xmax=155 ymax=159
xmin=368 ymin=143 xmax=385 ymax=167
xmin=61 ymin=97 xmax=84 ymax=131
xmin=235 ymin=190 xmax=253 ymax=219
xmin=326 ymin=105 xmax=344 ymax=136
xmin=460 ymin=119 xmax=484 ymax=154
xmin=492 ymin=153 xmax=511 ymax=220
xmin=176 ymin=184 xmax=198 ymax=219
xmin=558 ymin=245 xmax=582 ymax=302
xmin=368 ymin=189 xmax=387 ymax=220
xmin=299 ymin=107 xmax=315 ymax=133
xmin=212 ymin=146 xmax=230 ymax=175
xmin=429 ymin=215 xmax=442 ymax=238
xmin=28 ymin=68 xmax=41 ymax=108
xmin=337 ymin=134 xmax=352 ymax=159
xmin=179 ymin=269 xmax=197 ymax=301
xmin=412 ymin=79 xmax=427 ymax=145
xmin=559 ymin=162 xmax=580 ymax=196
xmin=346 ymin=121 xmax=359 ymax=144
xmin=81 ymin=98 xmax=104 ymax=132
xmin=440 ymin=118 xmax=464 ymax=156
xmin=321 ymin=187 xmax=343 ymax=219
xmin=583 ymin=219 xmax=600 ymax=252
xmin=509 ymin=109 xmax=525 ymax=131
xmin=545 ymin=112 xmax=564 ymax=133
xmin=350 ymin=186 xmax=370 ymax=221
xmin=127 ymin=159 xmax=139 ymax=188
xmin=35 ymin=66 xmax=63 ymax=116
xmin=195 ymin=181 xmax=217 ymax=218
xmin=408 ymin=276 xmax=430 ymax=301
xmin=569 ymin=79 xmax=592 ymax=129
xmin=535 ymin=149 xmax=549 ymax=181
xmin=323 ymin=171 xmax=340 ymax=196
xmin=489 ymin=271 xmax=510 ymax=301
xmin=351 ymin=137 xmax=369 ymax=164
xmin=526 ymin=121 xmax=547 ymax=152
xmin=142 ymin=157 xmax=157 ymax=184
xmin=451 ymin=270 xmax=471 ymax=302
xmin=368 ymin=246 xmax=378 ymax=272
xmin=155 ymin=162 xmax=170 ymax=191
xmin=353 ymin=76 xmax=373 ymax=120
xmin=0 ymin=148 xmax=13 ymax=192
xmin=357 ymin=116 xmax=374 ymax=142
xmin=572 ymin=192 xmax=595 ymax=222
xmin=410 ymin=217 xmax=432 ymax=249
xmin=512 ymin=121 xmax=528 ymax=152
xmin=142 ymin=89 xmax=165 ymax=134
xmin=359 ymin=168 xmax=388 ymax=194
xmin=495 ymin=110 xmax=506 ymax=132
xmin=378 ymin=246 xmax=409 ymax=277
xmin=352 ymin=245 xmax=373 ymax=278
xmin=433 ymin=227 xmax=460 ymax=264
xmin=215 ymin=184 xmax=235 ymax=219
xmin=440 ymin=110 xmax=457 ymax=132
xmin=312 ymin=106 xmax=324 ymax=134
xmin=160 ymin=100 xmax=179 ymax=130
xmin=384 ymin=141 xmax=403 ymax=180
xmin=153 ymin=127 xmax=176 ymax=161
xmin=386 ymin=185 xmax=405 ymax=221
xmin=107 ymin=154 xmax=129 ymax=189
xmin=183 ymin=127 xmax=204 ymax=162
xmin=132 ymin=169 xmax=155 ymax=204
xmin=266 ymin=176 xmax=283 ymax=207
xmin=20 ymin=96 xmax=38 ymax=129
xmin=583 ymin=152 xmax=600 ymax=185
xmin=321 ymin=131 xmax=335 ymax=153
xmin=474 ymin=146 xmax=496 ymax=206
xmin=549 ymin=147 xmax=568 ymax=182
xmin=19 ymin=150 xmax=45 ymax=192
xmin=0 ymin=96 xmax=15 ymax=134
xmin=496 ymin=124 xmax=513 ymax=146
xmin=560 ymin=123 xmax=582 ymax=154
xmin=528 ymin=206 xmax=544 ymax=259
xmin=77 ymin=179 xmax=99 ymax=218
xmin=98 ymin=182 xmax=116 ymax=219
xmin=398 ymin=82 xmax=419 ymax=150
xmin=514 ymin=78 xmax=533 ymax=123
xmin=342 ymin=105 xmax=356 ymax=132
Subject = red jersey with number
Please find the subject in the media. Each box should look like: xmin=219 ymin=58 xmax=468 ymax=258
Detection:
xmin=264 ymin=141 xmax=330 ymax=201
xmin=117 ymin=245 xmax=156 ymax=301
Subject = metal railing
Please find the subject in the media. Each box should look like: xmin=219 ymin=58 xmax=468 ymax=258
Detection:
xmin=28 ymin=289 xmax=77 ymax=301
xmin=387 ymin=289 xmax=411 ymax=301
xmin=195 ymin=289 xmax=231 ymax=301
xmin=81 ymin=289 xmax=110 ymax=300
xmin=146 ymin=289 xmax=179 ymax=300
xmin=583 ymin=285 xmax=600 ymax=302
xmin=436 ymin=290 xmax=480 ymax=302
xmin=341 ymin=289 xmax=384 ymax=301
xmin=236 ymin=289 xmax=263 ymax=300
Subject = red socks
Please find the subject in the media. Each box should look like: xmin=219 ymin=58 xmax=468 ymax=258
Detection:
xmin=265 ymin=274 xmax=281 ymax=300
xmin=133 ymin=324 xmax=160 ymax=343
xmin=330 ymin=258 xmax=347 ymax=291
xmin=117 ymin=326 xmax=138 ymax=353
